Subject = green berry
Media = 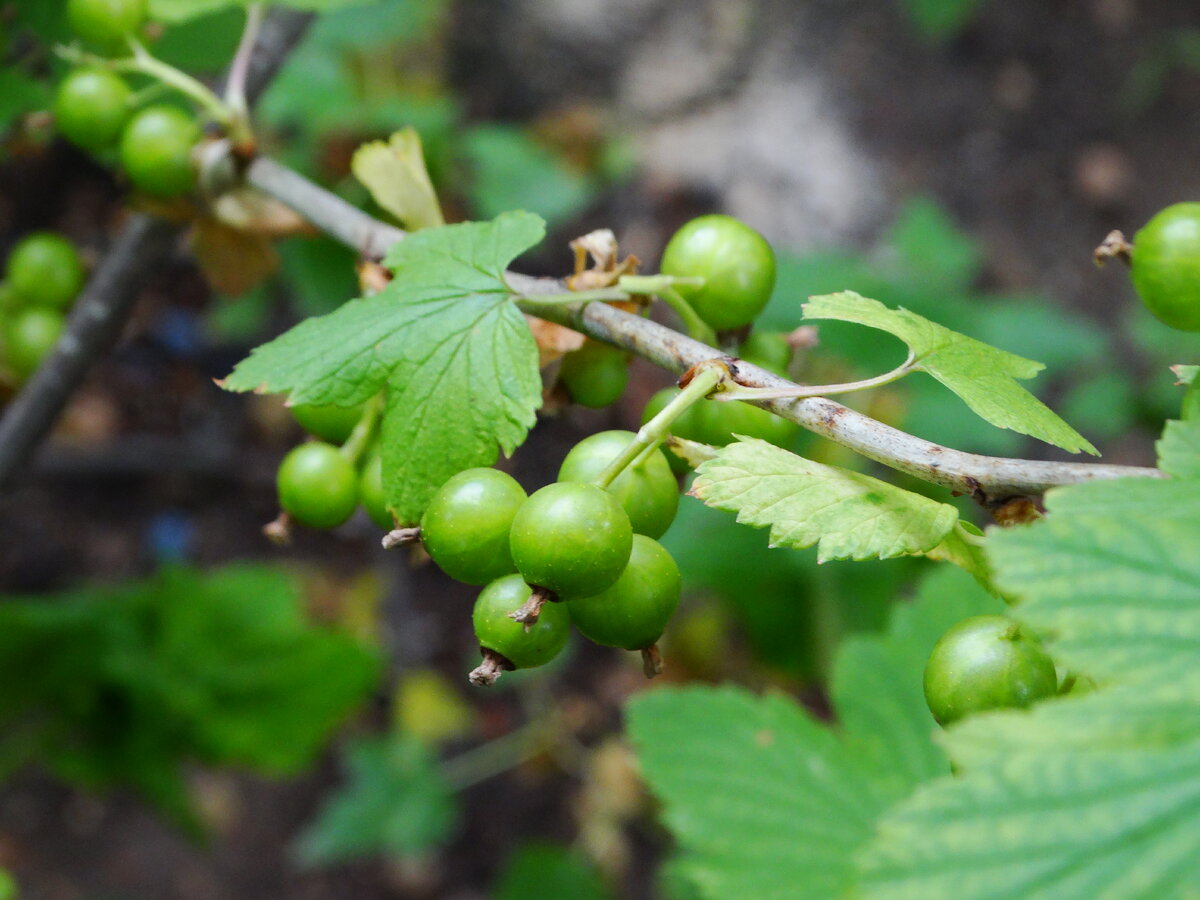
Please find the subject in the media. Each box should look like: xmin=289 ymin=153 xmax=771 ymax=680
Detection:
xmin=290 ymin=401 xmax=366 ymax=444
xmin=421 ymin=468 xmax=527 ymax=585
xmin=55 ymin=67 xmax=133 ymax=151
xmin=739 ymin=330 xmax=792 ymax=376
xmin=473 ymin=573 xmax=570 ymax=669
xmin=509 ymin=482 xmax=633 ymax=599
xmin=68 ymin=0 xmax=147 ymax=51
xmin=923 ymin=615 xmax=1058 ymax=726
xmin=1130 ymin=202 xmax=1200 ymax=332
xmin=559 ymin=340 xmax=629 ymax=408
xmin=119 ymin=105 xmax=199 ymax=199
xmin=4 ymin=307 xmax=65 ymax=379
xmin=276 ymin=442 xmax=358 ymax=530
xmin=660 ymin=214 xmax=776 ymax=331
xmin=359 ymin=452 xmax=392 ymax=529
xmin=557 ymin=430 xmax=679 ymax=538
xmin=569 ymin=535 xmax=680 ymax=650
xmin=6 ymin=232 xmax=85 ymax=309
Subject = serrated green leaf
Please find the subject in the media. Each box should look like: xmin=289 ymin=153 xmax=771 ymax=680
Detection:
xmin=223 ymin=212 xmax=545 ymax=521
xmin=690 ymin=438 xmax=959 ymax=562
xmin=629 ymin=568 xmax=999 ymax=900
xmin=1157 ymin=418 xmax=1200 ymax=480
xmin=629 ymin=686 xmax=886 ymax=900
xmin=803 ymin=292 xmax=1097 ymax=454
xmin=294 ymin=733 xmax=456 ymax=865
xmin=943 ymin=673 xmax=1200 ymax=769
xmin=989 ymin=477 xmax=1200 ymax=684
xmin=352 ymin=128 xmax=444 ymax=231
xmin=859 ymin=733 xmax=1200 ymax=900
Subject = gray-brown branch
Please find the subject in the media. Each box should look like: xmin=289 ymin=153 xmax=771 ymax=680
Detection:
xmin=0 ymin=9 xmax=314 ymax=490
xmin=242 ymin=154 xmax=1163 ymax=504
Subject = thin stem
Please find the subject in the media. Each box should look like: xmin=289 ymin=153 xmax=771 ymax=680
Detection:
xmin=593 ymin=364 xmax=726 ymax=489
xmin=124 ymin=37 xmax=235 ymax=128
xmin=338 ymin=393 xmax=384 ymax=465
xmin=618 ymin=274 xmax=705 ymax=293
xmin=658 ymin=285 xmax=717 ymax=345
xmin=224 ymin=3 xmax=266 ymax=127
xmin=516 ymin=287 xmax=630 ymax=306
xmin=719 ymin=350 xmax=916 ymax=401
xmin=441 ymin=722 xmax=542 ymax=790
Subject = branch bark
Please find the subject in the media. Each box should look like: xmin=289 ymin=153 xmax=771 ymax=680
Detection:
xmin=0 ymin=9 xmax=314 ymax=490
xmin=243 ymin=154 xmax=1163 ymax=504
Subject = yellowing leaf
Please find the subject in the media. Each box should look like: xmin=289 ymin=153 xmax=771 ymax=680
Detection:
xmin=352 ymin=127 xmax=444 ymax=231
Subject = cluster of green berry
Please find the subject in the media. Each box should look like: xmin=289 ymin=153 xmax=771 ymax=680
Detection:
xmin=276 ymin=400 xmax=390 ymax=531
xmin=0 ymin=232 xmax=85 ymax=382
xmin=54 ymin=0 xmax=200 ymax=198
xmin=425 ymin=432 xmax=682 ymax=685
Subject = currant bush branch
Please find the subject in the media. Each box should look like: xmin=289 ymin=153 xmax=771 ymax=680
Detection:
xmin=240 ymin=153 xmax=1164 ymax=506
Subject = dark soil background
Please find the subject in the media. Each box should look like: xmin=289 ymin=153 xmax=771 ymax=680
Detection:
xmin=1 ymin=0 xmax=1198 ymax=897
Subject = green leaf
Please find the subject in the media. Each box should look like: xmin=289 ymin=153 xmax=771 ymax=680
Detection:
xmin=0 ymin=69 xmax=50 ymax=135
xmin=1175 ymin=365 xmax=1199 ymax=387
xmin=0 ymin=565 xmax=379 ymax=825
xmin=352 ymin=128 xmax=445 ymax=230
xmin=860 ymin=732 xmax=1200 ymax=899
xmin=629 ymin=686 xmax=886 ymax=900
xmin=860 ymin=673 xmax=1200 ymax=899
xmin=223 ymin=212 xmax=546 ymax=521
xmin=690 ymin=438 xmax=960 ymax=562
xmin=150 ymin=566 xmax=381 ymax=773
xmin=629 ymin=567 xmax=1000 ymax=900
xmin=803 ymin=292 xmax=1097 ymax=454
xmin=294 ymin=734 xmax=457 ymax=865
xmin=1157 ymin=418 xmax=1200 ymax=480
xmin=494 ymin=842 xmax=611 ymax=900
xmin=989 ymin=477 xmax=1200 ymax=685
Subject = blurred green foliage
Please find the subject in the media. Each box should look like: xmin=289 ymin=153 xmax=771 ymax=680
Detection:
xmin=0 ymin=564 xmax=380 ymax=829
xmin=493 ymin=842 xmax=611 ymax=900
xmin=294 ymin=732 xmax=456 ymax=865
xmin=901 ymin=0 xmax=987 ymax=41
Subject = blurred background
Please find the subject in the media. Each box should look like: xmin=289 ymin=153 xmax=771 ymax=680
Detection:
xmin=0 ymin=0 xmax=1197 ymax=897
